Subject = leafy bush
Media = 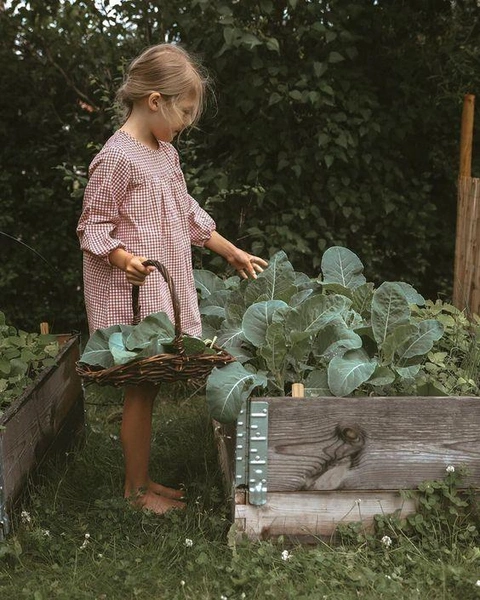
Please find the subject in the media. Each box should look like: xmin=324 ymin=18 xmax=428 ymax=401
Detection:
xmin=0 ymin=312 xmax=59 ymax=413
xmin=194 ymin=248 xmax=479 ymax=423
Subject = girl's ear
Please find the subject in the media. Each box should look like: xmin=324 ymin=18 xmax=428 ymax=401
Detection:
xmin=147 ymin=92 xmax=163 ymax=112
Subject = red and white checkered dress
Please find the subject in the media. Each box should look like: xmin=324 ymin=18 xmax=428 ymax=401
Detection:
xmin=77 ymin=130 xmax=216 ymax=335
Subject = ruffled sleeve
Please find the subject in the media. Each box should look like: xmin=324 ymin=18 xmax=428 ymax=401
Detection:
xmin=77 ymin=147 xmax=131 ymax=261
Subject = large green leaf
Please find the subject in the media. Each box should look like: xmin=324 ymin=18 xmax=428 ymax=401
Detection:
xmin=80 ymin=325 xmax=122 ymax=368
xmin=206 ymin=363 xmax=267 ymax=423
xmin=371 ymin=282 xmax=410 ymax=347
xmin=125 ymin=312 xmax=175 ymax=351
xmin=244 ymin=250 xmax=297 ymax=304
xmin=242 ymin=300 xmax=289 ymax=347
xmin=392 ymin=282 xmax=425 ymax=306
xmin=109 ymin=332 xmax=138 ymax=366
xmin=286 ymin=294 xmax=351 ymax=335
xmin=396 ymin=319 xmax=444 ymax=363
xmin=305 ymin=369 xmax=332 ymax=396
xmin=328 ymin=349 xmax=377 ymax=396
xmin=321 ymin=246 xmax=367 ymax=289
xmin=367 ymin=365 xmax=396 ymax=387
xmin=193 ymin=269 xmax=226 ymax=299
xmin=381 ymin=323 xmax=418 ymax=363
xmin=259 ymin=321 xmax=289 ymax=378
xmin=313 ymin=316 xmax=363 ymax=360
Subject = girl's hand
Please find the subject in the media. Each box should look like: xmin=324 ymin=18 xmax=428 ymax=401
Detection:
xmin=124 ymin=255 xmax=155 ymax=285
xmin=228 ymin=249 xmax=268 ymax=280
xmin=109 ymin=249 xmax=154 ymax=285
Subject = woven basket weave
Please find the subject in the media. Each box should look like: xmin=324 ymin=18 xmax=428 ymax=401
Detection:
xmin=76 ymin=260 xmax=235 ymax=387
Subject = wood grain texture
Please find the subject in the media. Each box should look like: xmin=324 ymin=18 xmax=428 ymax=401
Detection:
xmin=265 ymin=396 xmax=480 ymax=492
xmin=235 ymin=491 xmax=417 ymax=541
xmin=0 ymin=335 xmax=84 ymax=508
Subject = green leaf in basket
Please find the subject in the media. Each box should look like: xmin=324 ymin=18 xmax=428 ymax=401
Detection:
xmin=125 ymin=312 xmax=175 ymax=351
xmin=109 ymin=332 xmax=139 ymax=366
xmin=181 ymin=335 xmax=207 ymax=356
xmin=80 ymin=325 xmax=123 ymax=368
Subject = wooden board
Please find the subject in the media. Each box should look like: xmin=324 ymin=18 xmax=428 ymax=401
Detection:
xmin=0 ymin=335 xmax=84 ymax=528
xmin=234 ymin=491 xmax=417 ymax=541
xmin=266 ymin=396 xmax=480 ymax=492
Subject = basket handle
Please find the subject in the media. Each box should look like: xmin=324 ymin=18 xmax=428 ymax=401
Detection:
xmin=131 ymin=260 xmax=183 ymax=348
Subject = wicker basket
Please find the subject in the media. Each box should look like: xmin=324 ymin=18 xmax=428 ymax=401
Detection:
xmin=76 ymin=260 xmax=235 ymax=387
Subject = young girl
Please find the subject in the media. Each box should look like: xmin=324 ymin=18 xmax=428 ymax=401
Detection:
xmin=77 ymin=44 xmax=267 ymax=514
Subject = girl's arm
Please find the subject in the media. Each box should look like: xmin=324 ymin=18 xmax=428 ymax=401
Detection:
xmin=204 ymin=231 xmax=268 ymax=280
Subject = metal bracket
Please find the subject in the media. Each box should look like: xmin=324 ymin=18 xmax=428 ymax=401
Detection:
xmin=247 ymin=400 xmax=269 ymax=506
xmin=234 ymin=401 xmax=248 ymax=487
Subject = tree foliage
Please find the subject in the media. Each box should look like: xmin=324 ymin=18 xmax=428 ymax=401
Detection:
xmin=0 ymin=0 xmax=478 ymax=332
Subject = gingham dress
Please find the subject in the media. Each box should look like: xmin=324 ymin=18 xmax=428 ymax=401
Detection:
xmin=77 ymin=130 xmax=216 ymax=336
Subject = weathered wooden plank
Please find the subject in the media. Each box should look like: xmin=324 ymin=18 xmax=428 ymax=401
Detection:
xmin=235 ymin=491 xmax=417 ymax=542
xmin=0 ymin=335 xmax=84 ymax=508
xmin=266 ymin=397 xmax=480 ymax=492
xmin=213 ymin=421 xmax=236 ymax=492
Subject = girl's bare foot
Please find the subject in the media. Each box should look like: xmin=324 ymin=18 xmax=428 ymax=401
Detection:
xmin=148 ymin=480 xmax=185 ymax=500
xmin=127 ymin=489 xmax=185 ymax=514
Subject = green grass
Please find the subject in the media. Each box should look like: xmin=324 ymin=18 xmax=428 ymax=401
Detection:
xmin=1 ymin=386 xmax=480 ymax=600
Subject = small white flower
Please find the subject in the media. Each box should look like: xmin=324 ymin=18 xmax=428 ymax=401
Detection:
xmin=476 ymin=580 xmax=480 ymax=587
xmin=79 ymin=533 xmax=91 ymax=550
xmin=184 ymin=538 xmax=193 ymax=547
xmin=381 ymin=535 xmax=392 ymax=548
xmin=281 ymin=550 xmax=292 ymax=561
xmin=180 ymin=580 xmax=186 ymax=587
xmin=385 ymin=574 xmax=392 ymax=580
xmin=110 ymin=434 xmax=118 ymax=441
xmin=97 ymin=553 xmax=103 ymax=558
xmin=241 ymin=594 xmax=246 ymax=599
xmin=446 ymin=465 xmax=455 ymax=473
xmin=84 ymin=533 xmax=91 ymax=539
xmin=220 ymin=596 xmax=228 ymax=600
xmin=20 ymin=510 xmax=32 ymax=524
xmin=43 ymin=530 xmax=51 ymax=537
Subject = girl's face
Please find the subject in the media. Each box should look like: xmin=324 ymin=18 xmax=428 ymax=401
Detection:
xmin=153 ymin=95 xmax=197 ymax=142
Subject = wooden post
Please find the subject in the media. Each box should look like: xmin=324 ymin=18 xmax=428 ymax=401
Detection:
xmin=459 ymin=95 xmax=475 ymax=178
xmin=291 ymin=383 xmax=305 ymax=398
xmin=453 ymin=94 xmax=476 ymax=311
xmin=40 ymin=322 xmax=50 ymax=335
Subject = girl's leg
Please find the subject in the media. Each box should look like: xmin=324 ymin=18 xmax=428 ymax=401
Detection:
xmin=121 ymin=383 xmax=185 ymax=513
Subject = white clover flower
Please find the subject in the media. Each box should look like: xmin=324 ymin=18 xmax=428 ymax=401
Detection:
xmin=97 ymin=553 xmax=103 ymax=559
xmin=180 ymin=580 xmax=186 ymax=587
xmin=80 ymin=533 xmax=91 ymax=550
xmin=381 ymin=535 xmax=392 ymax=548
xmin=220 ymin=596 xmax=228 ymax=600
xmin=84 ymin=533 xmax=91 ymax=539
xmin=20 ymin=510 xmax=32 ymax=524
xmin=43 ymin=530 xmax=51 ymax=537
xmin=241 ymin=594 xmax=246 ymax=599
xmin=446 ymin=465 xmax=455 ymax=473
xmin=281 ymin=550 xmax=292 ymax=561
xmin=184 ymin=538 xmax=193 ymax=547
xmin=476 ymin=580 xmax=480 ymax=587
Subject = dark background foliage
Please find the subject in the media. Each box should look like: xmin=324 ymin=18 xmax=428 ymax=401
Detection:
xmin=0 ymin=0 xmax=478 ymax=333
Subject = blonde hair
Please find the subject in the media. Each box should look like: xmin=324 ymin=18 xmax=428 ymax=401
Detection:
xmin=116 ymin=44 xmax=209 ymax=127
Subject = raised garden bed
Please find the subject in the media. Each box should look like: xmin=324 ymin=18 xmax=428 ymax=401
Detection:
xmin=0 ymin=333 xmax=84 ymax=539
xmin=216 ymin=394 xmax=480 ymax=542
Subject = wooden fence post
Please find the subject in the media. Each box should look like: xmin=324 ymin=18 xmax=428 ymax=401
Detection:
xmin=453 ymin=94 xmax=477 ymax=313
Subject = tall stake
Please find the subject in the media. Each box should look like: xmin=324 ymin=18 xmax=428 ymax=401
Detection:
xmin=453 ymin=94 xmax=476 ymax=310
